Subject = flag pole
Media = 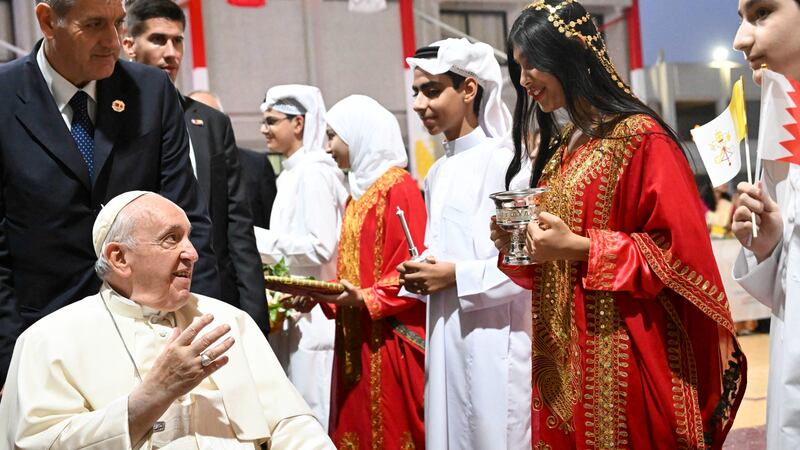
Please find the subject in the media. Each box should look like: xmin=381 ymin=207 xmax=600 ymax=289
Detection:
xmin=743 ymin=130 xmax=759 ymax=238
xmin=740 ymin=76 xmax=759 ymax=237
xmin=754 ymin=65 xmax=770 ymax=184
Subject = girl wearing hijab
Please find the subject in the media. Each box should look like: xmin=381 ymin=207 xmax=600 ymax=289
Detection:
xmin=492 ymin=1 xmax=745 ymax=448
xmin=311 ymin=95 xmax=426 ymax=449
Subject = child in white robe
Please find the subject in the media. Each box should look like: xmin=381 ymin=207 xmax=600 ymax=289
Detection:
xmin=253 ymin=85 xmax=347 ymax=431
xmin=398 ymin=38 xmax=532 ymax=450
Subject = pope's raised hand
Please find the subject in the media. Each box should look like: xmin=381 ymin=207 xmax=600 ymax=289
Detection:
xmin=138 ymin=313 xmax=234 ymax=403
xmin=127 ymin=313 xmax=235 ymax=443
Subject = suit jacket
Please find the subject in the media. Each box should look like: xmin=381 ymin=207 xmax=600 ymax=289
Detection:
xmin=0 ymin=41 xmax=219 ymax=384
xmin=182 ymin=97 xmax=268 ymax=336
xmin=237 ymin=147 xmax=277 ymax=229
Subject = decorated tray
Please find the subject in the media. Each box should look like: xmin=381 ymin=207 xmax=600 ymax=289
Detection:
xmin=264 ymin=276 xmax=345 ymax=296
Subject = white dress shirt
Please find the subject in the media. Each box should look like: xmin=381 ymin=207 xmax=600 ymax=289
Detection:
xmin=37 ymin=43 xmax=97 ymax=129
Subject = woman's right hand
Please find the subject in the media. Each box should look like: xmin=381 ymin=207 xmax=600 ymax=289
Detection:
xmin=490 ymin=216 xmax=511 ymax=254
xmin=732 ymin=181 xmax=783 ymax=263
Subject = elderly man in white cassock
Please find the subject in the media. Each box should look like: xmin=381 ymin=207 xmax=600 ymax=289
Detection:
xmin=0 ymin=191 xmax=334 ymax=450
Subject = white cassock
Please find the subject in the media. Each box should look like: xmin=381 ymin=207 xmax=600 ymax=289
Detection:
xmin=0 ymin=284 xmax=334 ymax=450
xmin=253 ymin=146 xmax=347 ymax=430
xmin=421 ymin=127 xmax=532 ymax=450
xmin=733 ymin=161 xmax=800 ymax=450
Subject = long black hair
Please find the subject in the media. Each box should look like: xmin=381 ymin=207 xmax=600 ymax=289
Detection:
xmin=504 ymin=1 xmax=684 ymax=189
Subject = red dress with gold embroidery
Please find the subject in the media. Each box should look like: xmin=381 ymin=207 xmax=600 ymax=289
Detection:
xmin=322 ymin=167 xmax=426 ymax=449
xmin=501 ymin=116 xmax=745 ymax=450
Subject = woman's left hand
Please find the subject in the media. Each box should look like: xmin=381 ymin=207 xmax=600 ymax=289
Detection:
xmin=310 ymin=279 xmax=364 ymax=307
xmin=526 ymin=212 xmax=590 ymax=262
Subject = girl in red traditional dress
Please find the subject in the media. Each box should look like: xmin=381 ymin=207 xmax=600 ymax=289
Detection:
xmin=311 ymin=95 xmax=426 ymax=449
xmin=491 ymin=1 xmax=746 ymax=448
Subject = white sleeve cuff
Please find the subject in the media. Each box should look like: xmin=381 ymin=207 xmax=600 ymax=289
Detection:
xmin=253 ymin=226 xmax=280 ymax=264
xmin=456 ymin=259 xmax=526 ymax=312
xmin=732 ymin=241 xmax=783 ymax=309
xmin=398 ymin=286 xmax=427 ymax=304
xmin=455 ymin=259 xmax=486 ymax=298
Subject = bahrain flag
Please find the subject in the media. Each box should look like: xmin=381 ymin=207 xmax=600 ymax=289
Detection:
xmin=757 ymin=69 xmax=800 ymax=165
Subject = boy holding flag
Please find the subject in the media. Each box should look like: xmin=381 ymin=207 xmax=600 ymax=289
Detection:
xmin=731 ymin=0 xmax=800 ymax=447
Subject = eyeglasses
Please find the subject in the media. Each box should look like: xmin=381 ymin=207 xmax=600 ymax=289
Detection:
xmin=260 ymin=117 xmax=290 ymax=128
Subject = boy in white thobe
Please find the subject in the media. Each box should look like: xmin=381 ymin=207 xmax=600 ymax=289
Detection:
xmin=399 ymin=38 xmax=532 ymax=450
xmin=253 ymin=85 xmax=347 ymax=430
xmin=729 ymin=1 xmax=800 ymax=447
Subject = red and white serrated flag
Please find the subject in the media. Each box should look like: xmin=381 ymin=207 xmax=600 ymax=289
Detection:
xmin=227 ymin=0 xmax=265 ymax=7
xmin=348 ymin=0 xmax=387 ymax=13
xmin=757 ymin=69 xmax=800 ymax=165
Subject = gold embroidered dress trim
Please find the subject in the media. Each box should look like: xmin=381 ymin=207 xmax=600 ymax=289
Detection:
xmin=631 ymin=234 xmax=734 ymax=334
xmin=400 ymin=432 xmax=416 ymax=450
xmin=336 ymin=166 xmax=407 ymax=450
xmin=385 ymin=316 xmax=425 ymax=352
xmin=659 ymin=293 xmax=706 ymax=449
xmin=339 ymin=432 xmax=360 ymax=450
xmin=533 ymin=115 xmax=649 ymax=438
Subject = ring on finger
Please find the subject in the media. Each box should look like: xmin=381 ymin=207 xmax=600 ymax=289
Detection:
xmin=200 ymin=352 xmax=213 ymax=367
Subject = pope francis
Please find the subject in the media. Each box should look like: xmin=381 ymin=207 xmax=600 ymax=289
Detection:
xmin=0 ymin=191 xmax=334 ymax=449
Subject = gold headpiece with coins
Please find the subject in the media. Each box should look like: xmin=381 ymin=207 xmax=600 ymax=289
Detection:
xmin=527 ymin=0 xmax=632 ymax=95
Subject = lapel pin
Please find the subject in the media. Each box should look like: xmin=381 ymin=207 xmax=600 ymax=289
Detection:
xmin=111 ymin=100 xmax=125 ymax=113
xmin=191 ymin=118 xmax=204 ymax=126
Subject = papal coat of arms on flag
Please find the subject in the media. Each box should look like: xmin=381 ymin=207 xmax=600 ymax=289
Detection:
xmin=711 ymin=130 xmax=736 ymax=166
xmin=691 ymin=78 xmax=748 ymax=187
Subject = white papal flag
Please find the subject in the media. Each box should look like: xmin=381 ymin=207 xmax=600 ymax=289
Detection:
xmin=348 ymin=0 xmax=387 ymax=13
xmin=691 ymin=78 xmax=748 ymax=187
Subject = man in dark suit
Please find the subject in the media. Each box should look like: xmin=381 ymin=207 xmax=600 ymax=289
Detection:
xmin=186 ymin=91 xmax=278 ymax=230
xmin=0 ymin=0 xmax=220 ymax=385
xmin=123 ymin=0 xmax=269 ymax=336
xmin=235 ymin=147 xmax=278 ymax=229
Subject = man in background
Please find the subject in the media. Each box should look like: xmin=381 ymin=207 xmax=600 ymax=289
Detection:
xmin=123 ymin=0 xmax=268 ymax=335
xmin=188 ymin=90 xmax=278 ymax=230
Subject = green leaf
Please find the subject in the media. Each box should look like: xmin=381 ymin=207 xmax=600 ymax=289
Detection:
xmin=263 ymin=257 xmax=291 ymax=277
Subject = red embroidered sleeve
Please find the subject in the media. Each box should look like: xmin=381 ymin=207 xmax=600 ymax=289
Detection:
xmin=583 ymin=229 xmax=664 ymax=297
xmin=363 ymin=176 xmax=428 ymax=321
xmin=497 ymin=253 xmax=536 ymax=290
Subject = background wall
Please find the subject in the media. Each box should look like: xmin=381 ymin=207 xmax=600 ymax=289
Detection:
xmin=6 ymin=0 xmax=634 ymax=151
